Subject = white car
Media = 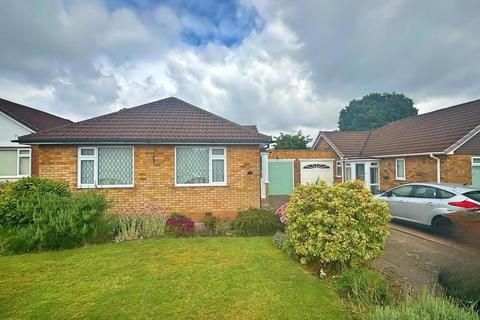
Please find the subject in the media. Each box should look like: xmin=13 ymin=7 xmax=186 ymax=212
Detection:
xmin=376 ymin=183 xmax=480 ymax=233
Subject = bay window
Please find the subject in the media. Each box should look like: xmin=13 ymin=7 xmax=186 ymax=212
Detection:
xmin=176 ymin=147 xmax=227 ymax=186
xmin=0 ymin=148 xmax=31 ymax=177
xmin=78 ymin=146 xmax=133 ymax=188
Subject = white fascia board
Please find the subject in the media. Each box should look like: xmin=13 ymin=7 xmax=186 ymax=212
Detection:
xmin=0 ymin=111 xmax=35 ymax=133
xmin=371 ymin=152 xmax=445 ymax=158
xmin=444 ymin=124 xmax=480 ymax=154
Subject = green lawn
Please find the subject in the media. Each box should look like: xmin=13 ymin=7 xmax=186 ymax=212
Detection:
xmin=0 ymin=237 xmax=348 ymax=320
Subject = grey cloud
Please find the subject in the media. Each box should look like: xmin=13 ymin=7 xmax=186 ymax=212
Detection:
xmin=0 ymin=0 xmax=479 ymax=135
xmin=266 ymin=0 xmax=480 ymax=105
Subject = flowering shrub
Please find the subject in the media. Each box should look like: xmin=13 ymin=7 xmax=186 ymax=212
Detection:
xmin=115 ymin=204 xmax=168 ymax=242
xmin=276 ymin=203 xmax=288 ymax=224
xmin=286 ymin=180 xmax=391 ymax=266
xmin=166 ymin=214 xmax=195 ymax=237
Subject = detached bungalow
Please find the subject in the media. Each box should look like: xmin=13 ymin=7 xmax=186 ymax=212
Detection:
xmin=0 ymin=98 xmax=72 ymax=180
xmin=17 ymin=97 xmax=270 ymax=220
xmin=310 ymin=99 xmax=480 ymax=193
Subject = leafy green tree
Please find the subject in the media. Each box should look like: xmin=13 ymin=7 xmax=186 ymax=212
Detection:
xmin=273 ymin=131 xmax=312 ymax=149
xmin=338 ymin=93 xmax=418 ymax=131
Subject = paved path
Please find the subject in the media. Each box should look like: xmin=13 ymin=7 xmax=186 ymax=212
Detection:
xmin=374 ymin=223 xmax=480 ymax=293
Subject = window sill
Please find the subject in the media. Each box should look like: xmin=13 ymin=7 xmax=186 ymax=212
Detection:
xmin=175 ymin=183 xmax=228 ymax=188
xmin=77 ymin=185 xmax=135 ymax=189
xmin=0 ymin=175 xmax=29 ymax=179
xmin=395 ymin=178 xmax=406 ymax=181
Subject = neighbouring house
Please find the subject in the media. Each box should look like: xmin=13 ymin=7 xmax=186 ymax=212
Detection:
xmin=265 ymin=99 xmax=480 ymax=200
xmin=315 ymin=99 xmax=480 ymax=192
xmin=17 ymin=97 xmax=271 ymax=220
xmin=0 ymin=98 xmax=72 ymax=181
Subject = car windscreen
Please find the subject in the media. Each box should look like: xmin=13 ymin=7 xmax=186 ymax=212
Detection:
xmin=463 ymin=191 xmax=480 ymax=202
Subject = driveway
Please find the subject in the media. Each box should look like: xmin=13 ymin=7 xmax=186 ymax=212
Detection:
xmin=374 ymin=222 xmax=480 ymax=293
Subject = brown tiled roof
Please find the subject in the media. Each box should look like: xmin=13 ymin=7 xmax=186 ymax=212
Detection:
xmin=0 ymin=98 xmax=72 ymax=131
xmin=243 ymin=125 xmax=258 ymax=132
xmin=362 ymin=99 xmax=480 ymax=156
xmin=317 ymin=99 xmax=480 ymax=157
xmin=18 ymin=97 xmax=271 ymax=144
xmin=455 ymin=132 xmax=480 ymax=155
xmin=323 ymin=131 xmax=371 ymax=157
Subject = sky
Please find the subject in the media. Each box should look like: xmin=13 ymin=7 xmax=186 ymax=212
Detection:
xmin=1 ymin=0 xmax=479 ymax=138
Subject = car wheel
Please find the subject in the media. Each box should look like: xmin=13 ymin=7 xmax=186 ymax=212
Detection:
xmin=432 ymin=216 xmax=453 ymax=236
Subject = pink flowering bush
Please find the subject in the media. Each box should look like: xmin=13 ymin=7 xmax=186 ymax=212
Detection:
xmin=276 ymin=203 xmax=288 ymax=224
xmin=166 ymin=213 xmax=195 ymax=237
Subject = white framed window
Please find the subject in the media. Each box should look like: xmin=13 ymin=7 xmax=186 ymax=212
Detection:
xmin=336 ymin=161 xmax=342 ymax=177
xmin=0 ymin=148 xmax=31 ymax=178
xmin=472 ymin=157 xmax=480 ymax=166
xmin=175 ymin=146 xmax=227 ymax=186
xmin=345 ymin=162 xmax=352 ymax=181
xmin=395 ymin=158 xmax=406 ymax=180
xmin=77 ymin=146 xmax=134 ymax=188
xmin=370 ymin=162 xmax=380 ymax=194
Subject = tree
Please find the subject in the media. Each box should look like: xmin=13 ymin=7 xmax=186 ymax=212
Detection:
xmin=273 ymin=131 xmax=312 ymax=149
xmin=338 ymin=92 xmax=418 ymax=131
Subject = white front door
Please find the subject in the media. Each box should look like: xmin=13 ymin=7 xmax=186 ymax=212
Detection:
xmin=345 ymin=160 xmax=380 ymax=193
xmin=300 ymin=160 xmax=334 ymax=185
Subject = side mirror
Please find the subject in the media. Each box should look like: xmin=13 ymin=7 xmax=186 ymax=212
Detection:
xmin=384 ymin=191 xmax=392 ymax=197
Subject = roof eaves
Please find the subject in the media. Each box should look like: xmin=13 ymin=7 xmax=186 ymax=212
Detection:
xmin=15 ymin=137 xmax=271 ymax=145
xmin=444 ymin=124 xmax=480 ymax=154
xmin=370 ymin=151 xmax=445 ymax=158
xmin=0 ymin=109 xmax=36 ymax=132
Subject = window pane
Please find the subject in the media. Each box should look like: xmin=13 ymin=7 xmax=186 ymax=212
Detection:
xmin=0 ymin=150 xmax=17 ymax=176
xmin=176 ymin=147 xmax=209 ymax=184
xmin=370 ymin=166 xmax=379 ymax=184
xmin=81 ymin=160 xmax=95 ymax=184
xmin=412 ymin=186 xmax=436 ymax=198
xmin=396 ymin=160 xmax=405 ymax=178
xmin=81 ymin=148 xmax=95 ymax=156
xmin=212 ymin=148 xmax=224 ymax=156
xmin=212 ymin=159 xmax=225 ymax=183
xmin=19 ymin=149 xmax=30 ymax=155
xmin=19 ymin=157 xmax=30 ymax=176
xmin=464 ymin=191 xmax=480 ymax=202
xmin=345 ymin=167 xmax=352 ymax=180
xmin=336 ymin=162 xmax=342 ymax=177
xmin=391 ymin=185 xmax=414 ymax=197
xmin=355 ymin=163 xmax=365 ymax=182
xmin=98 ymin=148 xmax=133 ymax=185
xmin=436 ymin=188 xmax=454 ymax=199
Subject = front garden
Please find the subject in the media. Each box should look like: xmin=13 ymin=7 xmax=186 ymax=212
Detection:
xmin=0 ymin=177 xmax=478 ymax=319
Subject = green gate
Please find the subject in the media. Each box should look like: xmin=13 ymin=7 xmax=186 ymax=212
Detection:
xmin=268 ymin=160 xmax=294 ymax=195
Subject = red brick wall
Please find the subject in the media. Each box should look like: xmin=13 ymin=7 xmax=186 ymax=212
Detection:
xmin=379 ymin=155 xmax=473 ymax=190
xmin=34 ymin=145 xmax=261 ymax=221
